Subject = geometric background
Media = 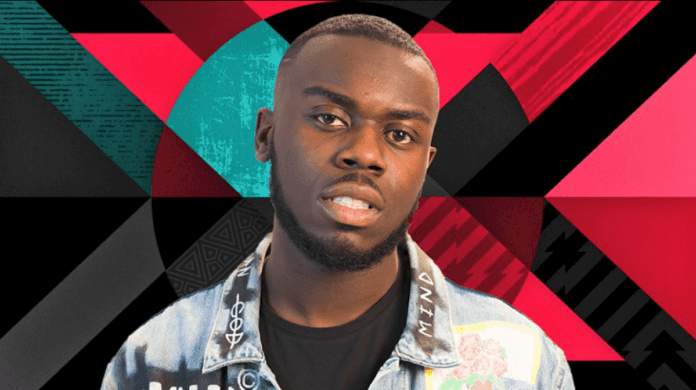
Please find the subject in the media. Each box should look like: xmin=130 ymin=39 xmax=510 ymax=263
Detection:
xmin=1 ymin=1 xmax=695 ymax=389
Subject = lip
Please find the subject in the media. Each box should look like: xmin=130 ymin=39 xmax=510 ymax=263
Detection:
xmin=317 ymin=183 xmax=385 ymax=227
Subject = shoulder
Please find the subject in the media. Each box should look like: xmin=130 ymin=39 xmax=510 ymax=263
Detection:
xmin=104 ymin=281 xmax=226 ymax=383
xmin=443 ymin=278 xmax=539 ymax=330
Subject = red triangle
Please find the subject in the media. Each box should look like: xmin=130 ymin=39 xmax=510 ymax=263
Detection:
xmin=243 ymin=1 xmax=327 ymax=19
xmin=548 ymin=54 xmax=696 ymax=198
xmin=142 ymin=1 xmax=262 ymax=60
xmin=512 ymin=273 xmax=624 ymax=361
xmin=152 ymin=126 xmax=240 ymax=197
xmin=413 ymin=33 xmax=517 ymax=108
xmin=547 ymin=197 xmax=696 ymax=339
xmin=72 ymin=33 xmax=202 ymax=123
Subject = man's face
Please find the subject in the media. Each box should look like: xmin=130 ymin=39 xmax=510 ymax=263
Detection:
xmin=257 ymin=34 xmax=438 ymax=271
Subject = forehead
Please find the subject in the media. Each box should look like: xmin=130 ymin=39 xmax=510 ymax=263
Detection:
xmin=283 ymin=35 xmax=439 ymax=115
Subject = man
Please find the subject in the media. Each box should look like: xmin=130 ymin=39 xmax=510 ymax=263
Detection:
xmin=102 ymin=14 xmax=575 ymax=390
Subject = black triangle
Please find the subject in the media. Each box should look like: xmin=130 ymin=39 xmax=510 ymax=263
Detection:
xmin=0 ymin=56 xmax=147 ymax=197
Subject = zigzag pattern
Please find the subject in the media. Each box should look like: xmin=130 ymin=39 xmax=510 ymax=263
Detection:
xmin=533 ymin=202 xmax=696 ymax=389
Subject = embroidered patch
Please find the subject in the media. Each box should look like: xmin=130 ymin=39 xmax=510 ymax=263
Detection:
xmin=425 ymin=322 xmax=541 ymax=390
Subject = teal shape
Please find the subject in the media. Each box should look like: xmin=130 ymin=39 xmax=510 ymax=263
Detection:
xmin=0 ymin=1 xmax=162 ymax=194
xmin=167 ymin=21 xmax=287 ymax=197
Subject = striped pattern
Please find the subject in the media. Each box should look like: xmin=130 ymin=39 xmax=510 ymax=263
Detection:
xmin=0 ymin=1 xmax=162 ymax=193
xmin=410 ymin=197 xmax=528 ymax=303
xmin=494 ymin=1 xmax=657 ymax=122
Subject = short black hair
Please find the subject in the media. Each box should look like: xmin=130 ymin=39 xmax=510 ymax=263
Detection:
xmin=280 ymin=13 xmax=435 ymax=76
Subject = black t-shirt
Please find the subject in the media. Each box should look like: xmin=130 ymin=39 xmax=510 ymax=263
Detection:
xmin=259 ymin=247 xmax=411 ymax=390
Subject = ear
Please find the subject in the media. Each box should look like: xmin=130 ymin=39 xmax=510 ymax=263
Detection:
xmin=427 ymin=146 xmax=437 ymax=168
xmin=255 ymin=107 xmax=274 ymax=163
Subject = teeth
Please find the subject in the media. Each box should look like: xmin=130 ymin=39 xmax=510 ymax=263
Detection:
xmin=332 ymin=196 xmax=371 ymax=210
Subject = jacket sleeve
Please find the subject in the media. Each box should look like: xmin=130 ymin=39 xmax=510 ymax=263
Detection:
xmin=100 ymin=346 xmax=128 ymax=390
xmin=99 ymin=337 xmax=151 ymax=390
xmin=538 ymin=333 xmax=576 ymax=390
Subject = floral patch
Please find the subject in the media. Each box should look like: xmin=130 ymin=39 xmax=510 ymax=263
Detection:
xmin=438 ymin=334 xmax=508 ymax=390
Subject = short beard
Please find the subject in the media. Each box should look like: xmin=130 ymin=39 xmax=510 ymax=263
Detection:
xmin=268 ymin=141 xmax=420 ymax=272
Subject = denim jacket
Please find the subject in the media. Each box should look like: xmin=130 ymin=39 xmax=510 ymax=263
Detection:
xmin=101 ymin=233 xmax=574 ymax=390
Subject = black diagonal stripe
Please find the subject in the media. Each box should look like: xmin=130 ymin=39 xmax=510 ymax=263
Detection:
xmin=433 ymin=1 xmax=554 ymax=32
xmin=563 ymin=256 xmax=616 ymax=311
xmin=595 ymin=290 xmax=654 ymax=345
xmin=584 ymin=278 xmax=639 ymax=330
xmin=35 ymin=1 xmax=170 ymax=33
xmin=456 ymin=2 xmax=696 ymax=196
xmin=608 ymin=300 xmax=662 ymax=352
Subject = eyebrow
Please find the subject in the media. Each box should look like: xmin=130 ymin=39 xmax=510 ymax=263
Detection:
xmin=302 ymin=86 xmax=432 ymax=125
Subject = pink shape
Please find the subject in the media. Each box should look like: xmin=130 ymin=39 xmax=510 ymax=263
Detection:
xmin=414 ymin=33 xmax=518 ymax=109
xmin=546 ymin=197 xmax=696 ymax=339
xmin=513 ymin=273 xmax=624 ymax=361
xmin=548 ymin=54 xmax=696 ymax=198
xmin=72 ymin=33 xmax=203 ymax=122
xmin=244 ymin=1 xmax=327 ymax=19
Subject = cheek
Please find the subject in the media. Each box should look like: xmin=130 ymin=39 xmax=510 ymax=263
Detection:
xmin=278 ymin=124 xmax=329 ymax=188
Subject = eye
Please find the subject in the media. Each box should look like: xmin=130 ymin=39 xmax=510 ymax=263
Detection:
xmin=386 ymin=129 xmax=414 ymax=145
xmin=315 ymin=113 xmax=346 ymax=128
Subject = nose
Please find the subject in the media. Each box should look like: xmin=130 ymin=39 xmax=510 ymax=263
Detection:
xmin=335 ymin=126 xmax=387 ymax=176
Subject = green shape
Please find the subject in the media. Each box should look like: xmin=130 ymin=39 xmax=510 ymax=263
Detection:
xmin=167 ymin=21 xmax=287 ymax=197
xmin=0 ymin=1 xmax=162 ymax=194
xmin=465 ymin=373 xmax=481 ymax=388
xmin=439 ymin=377 xmax=457 ymax=390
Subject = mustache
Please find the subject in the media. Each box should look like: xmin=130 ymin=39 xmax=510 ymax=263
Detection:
xmin=327 ymin=173 xmax=383 ymax=198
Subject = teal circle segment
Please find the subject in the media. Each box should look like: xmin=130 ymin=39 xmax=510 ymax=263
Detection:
xmin=167 ymin=21 xmax=288 ymax=197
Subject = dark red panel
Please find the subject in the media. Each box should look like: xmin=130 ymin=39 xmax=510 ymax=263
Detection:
xmin=456 ymin=197 xmax=543 ymax=268
xmin=151 ymin=126 xmax=240 ymax=197
xmin=141 ymin=1 xmax=262 ymax=60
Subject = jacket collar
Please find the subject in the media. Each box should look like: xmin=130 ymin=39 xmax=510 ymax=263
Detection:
xmin=202 ymin=233 xmax=460 ymax=374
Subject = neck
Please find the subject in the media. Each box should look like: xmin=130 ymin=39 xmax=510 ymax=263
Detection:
xmin=262 ymin=224 xmax=401 ymax=328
